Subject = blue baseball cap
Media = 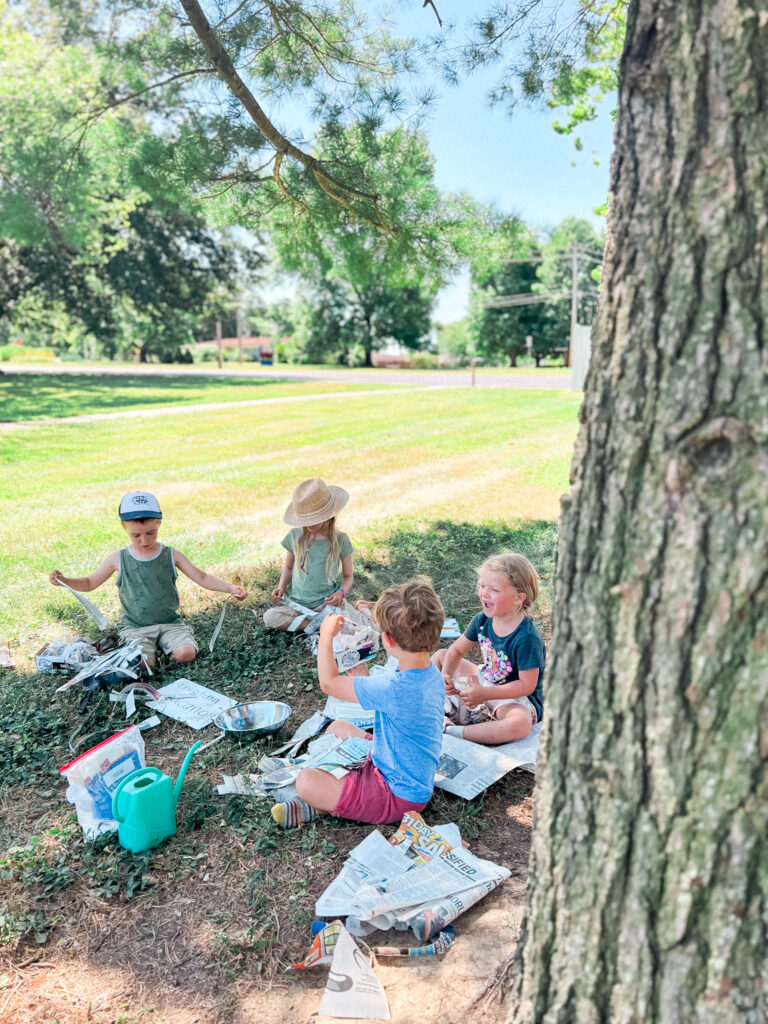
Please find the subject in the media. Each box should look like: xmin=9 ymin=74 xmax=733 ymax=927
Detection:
xmin=119 ymin=491 xmax=162 ymax=521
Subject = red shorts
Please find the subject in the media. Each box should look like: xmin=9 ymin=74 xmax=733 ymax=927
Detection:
xmin=331 ymin=753 xmax=429 ymax=825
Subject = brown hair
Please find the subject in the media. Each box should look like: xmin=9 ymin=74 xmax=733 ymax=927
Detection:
xmin=373 ymin=580 xmax=444 ymax=653
xmin=479 ymin=553 xmax=539 ymax=611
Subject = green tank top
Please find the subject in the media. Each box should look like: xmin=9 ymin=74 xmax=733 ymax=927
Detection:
xmin=117 ymin=545 xmax=181 ymax=628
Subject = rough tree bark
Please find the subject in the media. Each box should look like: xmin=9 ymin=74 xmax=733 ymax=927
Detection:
xmin=509 ymin=1 xmax=768 ymax=1022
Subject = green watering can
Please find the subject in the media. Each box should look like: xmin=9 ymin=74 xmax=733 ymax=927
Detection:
xmin=112 ymin=740 xmax=203 ymax=853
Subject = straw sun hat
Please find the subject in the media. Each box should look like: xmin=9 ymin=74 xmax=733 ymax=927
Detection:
xmin=283 ymin=478 xmax=349 ymax=527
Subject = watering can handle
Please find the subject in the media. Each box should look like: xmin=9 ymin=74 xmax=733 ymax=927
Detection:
xmin=111 ymin=766 xmax=164 ymax=823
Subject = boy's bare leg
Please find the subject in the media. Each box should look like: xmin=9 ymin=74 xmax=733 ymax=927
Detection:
xmin=459 ymin=704 xmax=533 ymax=745
xmin=170 ymin=644 xmax=197 ymax=664
xmin=295 ymin=767 xmax=347 ymax=812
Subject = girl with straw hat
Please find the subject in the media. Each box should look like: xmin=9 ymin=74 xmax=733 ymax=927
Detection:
xmin=263 ymin=478 xmax=354 ymax=631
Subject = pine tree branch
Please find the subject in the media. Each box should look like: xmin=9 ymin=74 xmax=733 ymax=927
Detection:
xmin=178 ymin=0 xmax=384 ymax=212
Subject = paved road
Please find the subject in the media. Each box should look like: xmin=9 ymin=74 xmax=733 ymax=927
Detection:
xmin=1 ymin=362 xmax=571 ymax=390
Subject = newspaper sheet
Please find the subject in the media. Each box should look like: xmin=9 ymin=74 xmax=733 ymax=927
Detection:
xmin=148 ymin=678 xmax=238 ymax=730
xmin=322 ymin=695 xmax=375 ymax=728
xmin=55 ymin=580 xmax=109 ymax=630
xmin=434 ymin=723 xmax=542 ymax=798
xmin=316 ymin=813 xmax=509 ymax=941
xmin=216 ymin=734 xmax=369 ymax=801
xmin=318 ymin=926 xmax=390 ymax=1020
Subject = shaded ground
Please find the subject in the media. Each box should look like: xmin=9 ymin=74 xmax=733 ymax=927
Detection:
xmin=0 ymin=522 xmax=552 ymax=1023
xmin=1 ymin=362 xmax=572 ymax=395
xmin=0 ymin=372 xmax=374 ymax=422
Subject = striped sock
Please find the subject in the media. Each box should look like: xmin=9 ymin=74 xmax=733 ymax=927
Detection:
xmin=271 ymin=798 xmax=319 ymax=829
xmin=444 ymin=725 xmax=466 ymax=739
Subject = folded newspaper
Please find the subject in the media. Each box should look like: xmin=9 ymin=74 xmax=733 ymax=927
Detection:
xmin=316 ymin=812 xmax=510 ymax=942
xmin=216 ymin=733 xmax=371 ymax=799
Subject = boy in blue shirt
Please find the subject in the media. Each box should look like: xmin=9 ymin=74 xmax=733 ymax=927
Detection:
xmin=271 ymin=581 xmax=445 ymax=828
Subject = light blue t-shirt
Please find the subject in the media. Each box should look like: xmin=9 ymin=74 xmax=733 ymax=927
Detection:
xmin=353 ymin=663 xmax=445 ymax=803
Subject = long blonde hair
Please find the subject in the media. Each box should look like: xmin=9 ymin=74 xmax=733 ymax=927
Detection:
xmin=293 ymin=517 xmax=341 ymax=580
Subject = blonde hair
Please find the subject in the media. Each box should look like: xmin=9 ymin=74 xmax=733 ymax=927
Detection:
xmin=479 ymin=553 xmax=539 ymax=611
xmin=293 ymin=517 xmax=341 ymax=579
xmin=373 ymin=580 xmax=444 ymax=653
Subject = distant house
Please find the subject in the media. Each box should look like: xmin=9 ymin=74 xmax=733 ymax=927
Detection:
xmin=187 ymin=337 xmax=287 ymax=362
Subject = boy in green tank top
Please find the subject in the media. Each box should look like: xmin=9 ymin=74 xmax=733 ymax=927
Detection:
xmin=49 ymin=491 xmax=247 ymax=667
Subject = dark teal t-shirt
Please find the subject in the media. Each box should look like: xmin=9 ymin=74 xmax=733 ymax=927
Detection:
xmin=465 ymin=613 xmax=545 ymax=721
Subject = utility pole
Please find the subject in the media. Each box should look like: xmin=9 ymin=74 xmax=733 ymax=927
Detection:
xmin=216 ymin=319 xmax=222 ymax=370
xmin=568 ymin=245 xmax=582 ymax=370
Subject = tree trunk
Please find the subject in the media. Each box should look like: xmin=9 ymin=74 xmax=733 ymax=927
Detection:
xmin=509 ymin=2 xmax=768 ymax=1022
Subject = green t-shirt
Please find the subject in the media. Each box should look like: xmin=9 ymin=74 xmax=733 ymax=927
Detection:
xmin=281 ymin=529 xmax=353 ymax=607
xmin=116 ymin=545 xmax=181 ymax=628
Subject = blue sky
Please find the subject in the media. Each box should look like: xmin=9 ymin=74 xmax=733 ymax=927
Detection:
xmin=376 ymin=1 xmax=616 ymax=321
xmin=265 ymin=1 xmax=617 ymax=323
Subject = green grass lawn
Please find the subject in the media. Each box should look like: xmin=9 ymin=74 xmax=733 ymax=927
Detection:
xmin=1 ymin=385 xmax=580 ymax=641
xmin=0 ymin=372 xmax=381 ymax=421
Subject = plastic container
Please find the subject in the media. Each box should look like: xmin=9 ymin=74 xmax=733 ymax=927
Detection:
xmin=60 ymin=725 xmax=146 ymax=838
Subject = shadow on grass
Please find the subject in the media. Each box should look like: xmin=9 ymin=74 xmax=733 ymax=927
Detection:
xmin=0 ymin=371 xmax=300 ymax=422
xmin=0 ymin=516 xmax=551 ymax=987
xmin=356 ymin=518 xmax=558 ymax=628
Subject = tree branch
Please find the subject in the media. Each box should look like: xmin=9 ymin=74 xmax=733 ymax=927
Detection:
xmin=423 ymin=1 xmax=443 ymax=29
xmin=178 ymin=0 xmax=383 ymax=210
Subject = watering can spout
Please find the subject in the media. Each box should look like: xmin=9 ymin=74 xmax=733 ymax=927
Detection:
xmin=173 ymin=740 xmax=203 ymax=809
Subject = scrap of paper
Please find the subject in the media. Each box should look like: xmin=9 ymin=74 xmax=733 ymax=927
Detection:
xmin=440 ymin=618 xmax=461 ymax=639
xmin=209 ymin=602 xmax=227 ymax=652
xmin=55 ymin=580 xmax=109 ymax=630
xmin=148 ymin=678 xmax=238 ymax=730
xmin=318 ymin=926 xmax=390 ymax=1021
xmin=288 ymin=921 xmax=344 ymax=970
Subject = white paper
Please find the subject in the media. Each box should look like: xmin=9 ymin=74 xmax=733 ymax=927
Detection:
xmin=56 ymin=580 xmax=109 ymax=629
xmin=208 ymin=602 xmax=227 ymax=652
xmin=434 ymin=723 xmax=542 ymax=799
xmin=138 ymin=715 xmax=161 ymax=731
xmin=318 ymin=926 xmax=390 ymax=1021
xmin=125 ymin=688 xmax=137 ymax=718
xmin=148 ymin=678 xmax=238 ymax=730
xmin=440 ymin=617 xmax=462 ymax=638
xmin=322 ymin=695 xmax=375 ymax=728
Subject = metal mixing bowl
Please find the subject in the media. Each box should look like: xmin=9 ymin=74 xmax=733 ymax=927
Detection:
xmin=213 ymin=700 xmax=291 ymax=741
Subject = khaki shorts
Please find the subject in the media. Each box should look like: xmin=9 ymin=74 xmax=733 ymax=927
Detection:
xmin=263 ymin=602 xmax=326 ymax=630
xmin=119 ymin=621 xmax=198 ymax=660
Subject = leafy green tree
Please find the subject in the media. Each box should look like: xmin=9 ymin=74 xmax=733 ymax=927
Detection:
xmin=534 ymin=216 xmax=603 ymax=325
xmin=472 ymin=258 xmax=568 ymax=366
xmin=269 ymin=127 xmax=453 ymax=365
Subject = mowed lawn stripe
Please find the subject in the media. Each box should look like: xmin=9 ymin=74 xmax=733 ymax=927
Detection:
xmin=0 ymin=388 xmax=581 ymax=638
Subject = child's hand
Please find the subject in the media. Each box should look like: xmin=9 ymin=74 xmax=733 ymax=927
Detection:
xmin=320 ymin=614 xmax=345 ymax=639
xmin=324 ymin=590 xmax=345 ymax=608
xmin=443 ymin=673 xmax=458 ymax=695
xmin=355 ymin=599 xmax=376 ymax=614
xmin=49 ymin=570 xmax=64 ymax=587
xmin=461 ymin=684 xmax=487 ymax=709
xmin=271 ymin=586 xmax=285 ymax=602
xmin=230 ymin=586 xmax=247 ymax=600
